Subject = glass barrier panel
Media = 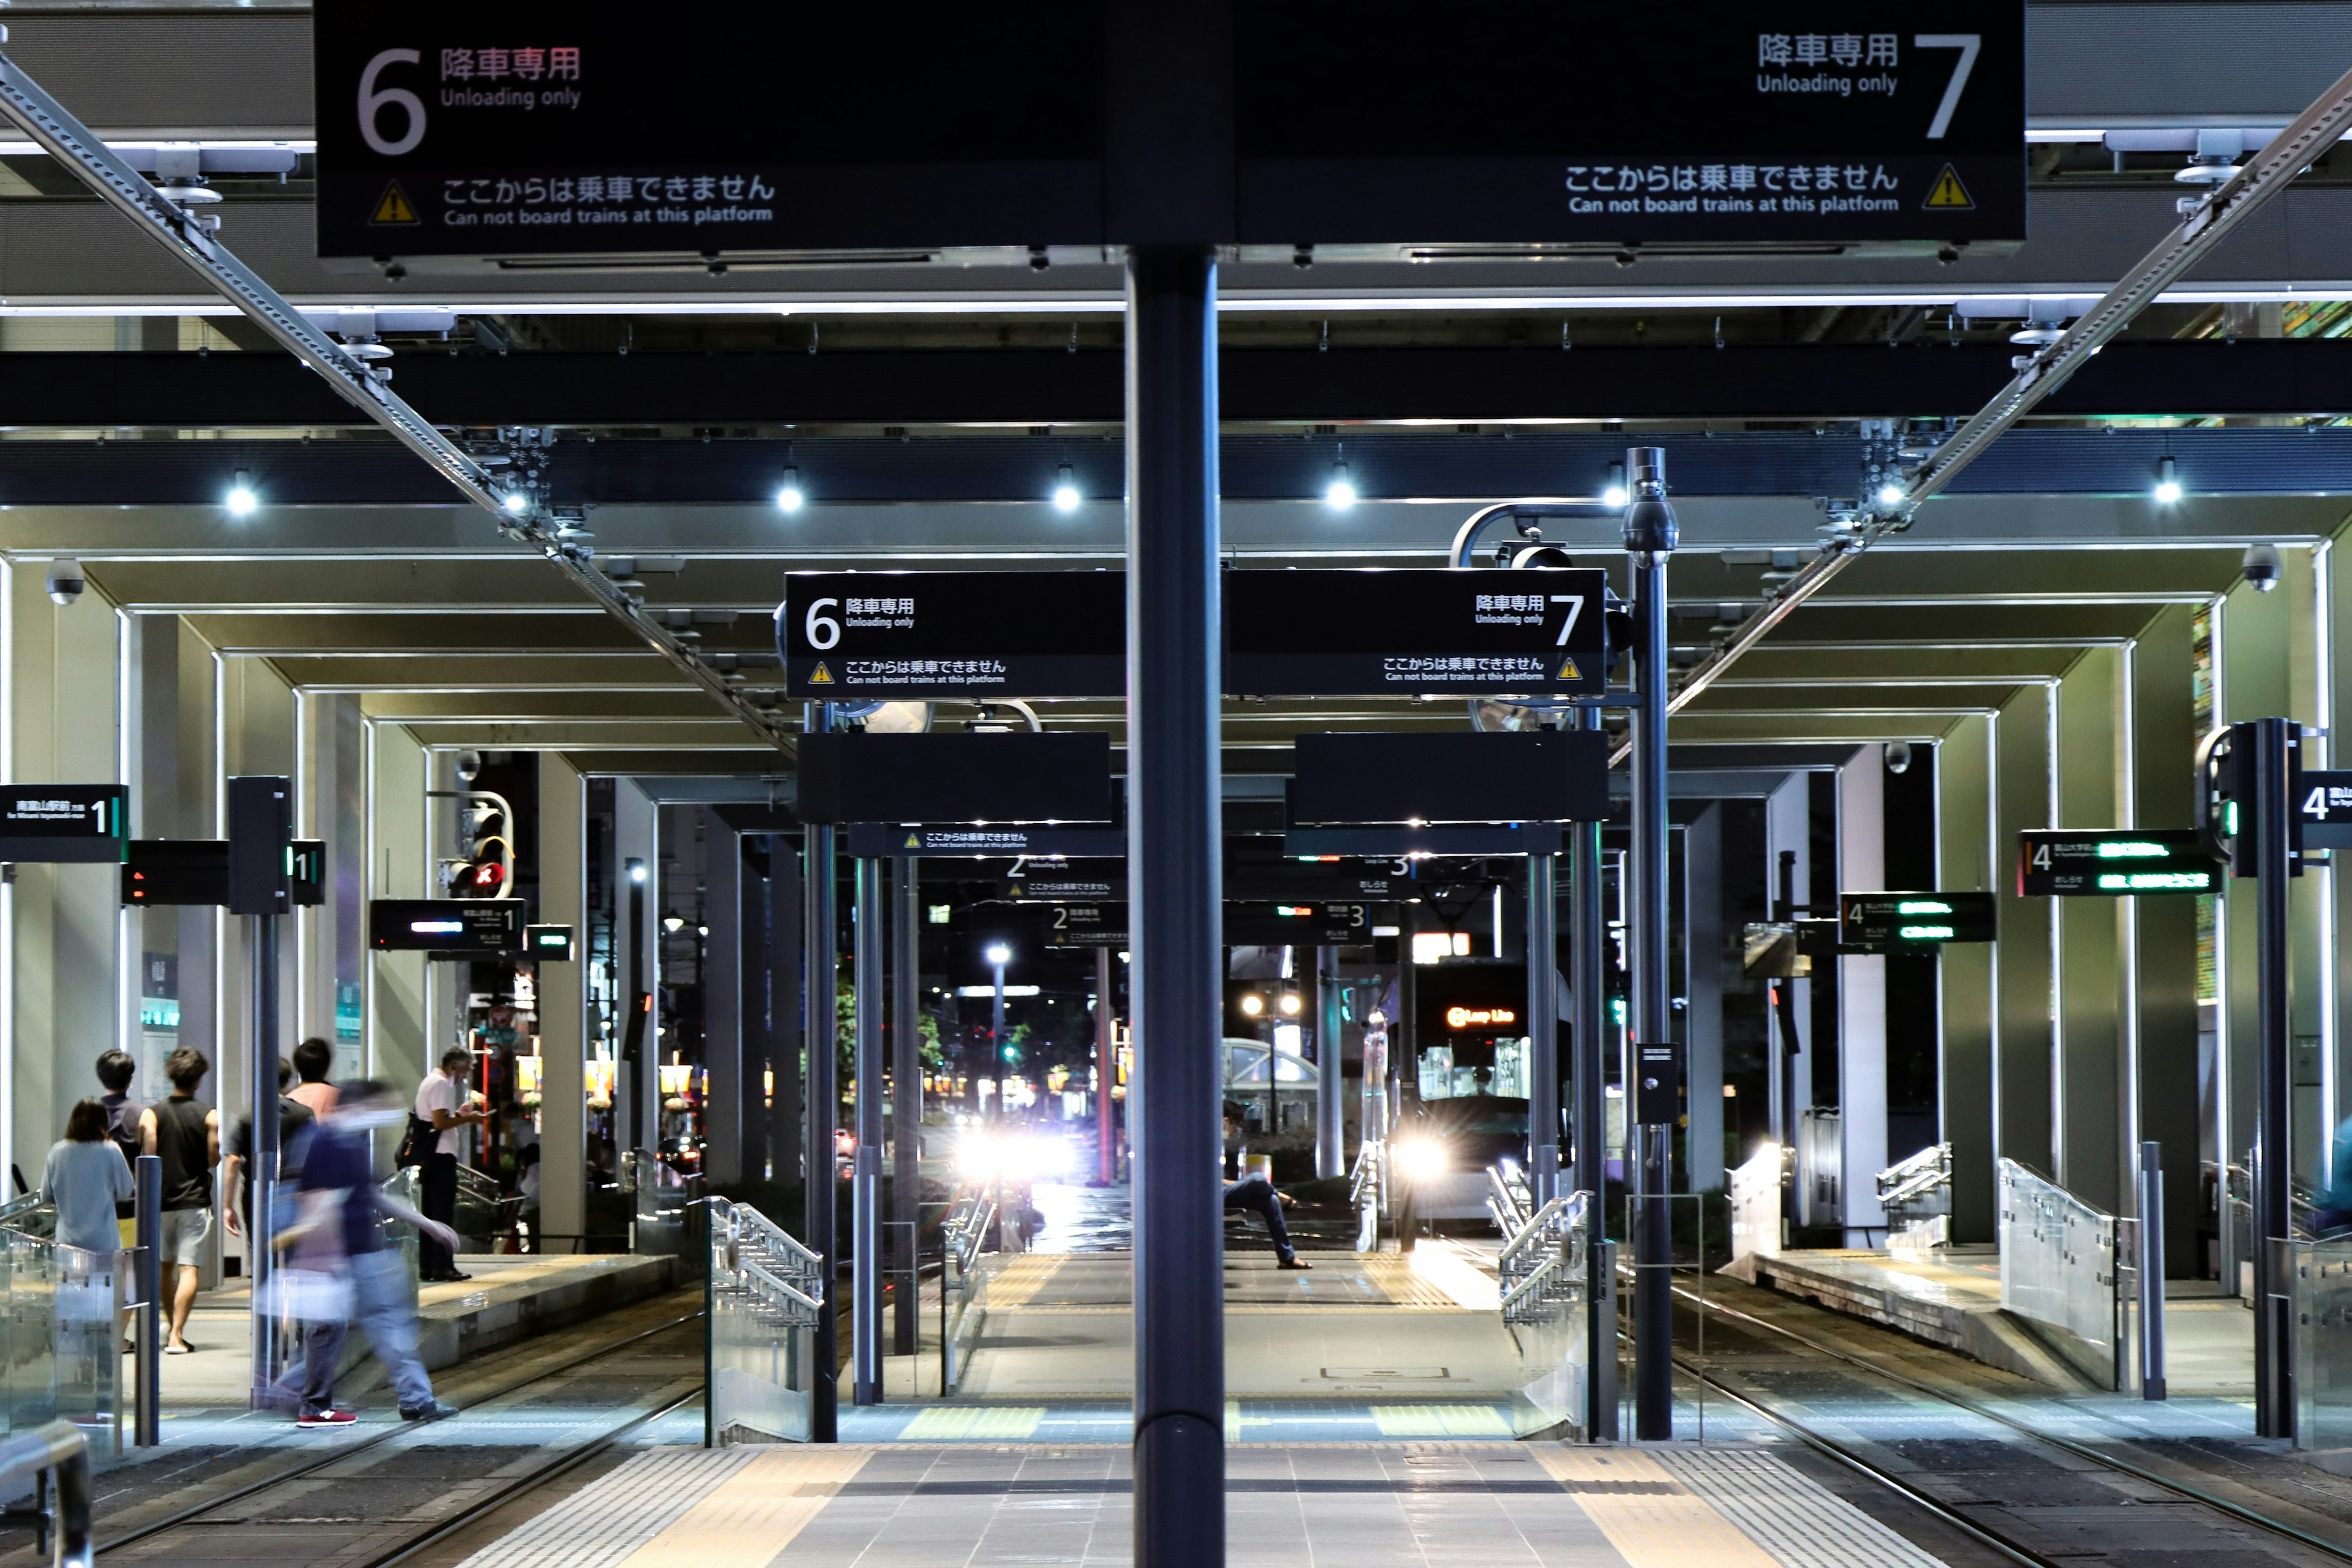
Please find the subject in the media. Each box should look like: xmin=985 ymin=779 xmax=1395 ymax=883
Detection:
xmin=1996 ymin=1159 xmax=2121 ymax=1388
xmin=6 ymin=1229 xmax=57 ymax=1436
xmin=1501 ymin=1189 xmax=1589 ymax=1438
xmin=51 ymin=1245 xmax=119 ymax=1452
xmin=1728 ymin=1144 xmax=1784 ymax=1264
xmin=705 ymin=1198 xmax=822 ymax=1445
xmin=2296 ymin=1237 xmax=2352 ymax=1450
xmin=939 ymin=1181 xmax=1001 ymax=1394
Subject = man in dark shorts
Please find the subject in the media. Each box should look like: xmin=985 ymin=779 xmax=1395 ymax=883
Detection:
xmin=139 ymin=1047 xmax=218 ymax=1354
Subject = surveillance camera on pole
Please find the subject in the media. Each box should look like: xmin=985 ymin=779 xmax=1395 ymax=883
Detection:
xmin=2244 ymin=542 xmax=2283 ymax=592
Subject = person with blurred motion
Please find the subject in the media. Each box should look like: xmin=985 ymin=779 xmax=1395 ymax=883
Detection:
xmin=95 ymin=1049 xmax=141 ymax=1248
xmin=140 ymin=1048 xmax=217 ymax=1354
xmin=222 ymin=1061 xmax=315 ymax=1247
xmin=414 ymin=1049 xmax=484 ymax=1283
xmin=288 ymin=1038 xmax=338 ymax=1117
xmin=270 ymin=1080 xmax=460 ymax=1426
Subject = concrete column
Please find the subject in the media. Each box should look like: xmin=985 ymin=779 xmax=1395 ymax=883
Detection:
xmin=1836 ymin=748 xmax=1887 ymax=1244
xmin=367 ymin=722 xmax=429 ymax=1095
xmin=1993 ymin=685 xmax=2057 ymax=1180
xmin=1683 ymin=804 xmax=1725 ymax=1191
xmin=7 ymin=563 xmax=123 ymax=1183
xmin=537 ymin=753 xmax=587 ymax=1246
xmin=1937 ymin=715 xmax=1998 ymax=1244
xmin=2130 ymin=605 xmax=2203 ymax=1275
xmin=704 ymin=809 xmax=744 ymax=1185
xmin=612 ymin=779 xmax=658 ymax=1154
xmin=2054 ymin=646 xmax=2127 ymax=1211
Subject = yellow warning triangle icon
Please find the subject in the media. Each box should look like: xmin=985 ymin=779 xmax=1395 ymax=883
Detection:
xmin=903 ymin=834 xmax=922 ymax=850
xmin=1557 ymin=656 xmax=1582 ymax=680
xmin=369 ymin=180 xmax=419 ymax=225
xmin=1923 ymin=165 xmax=1973 ymax=210
xmin=809 ymin=662 xmax=834 ymax=685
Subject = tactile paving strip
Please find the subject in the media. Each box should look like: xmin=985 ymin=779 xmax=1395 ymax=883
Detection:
xmin=444 ymin=1445 xmax=756 ymax=1568
xmin=1658 ymin=1447 xmax=1949 ymax=1568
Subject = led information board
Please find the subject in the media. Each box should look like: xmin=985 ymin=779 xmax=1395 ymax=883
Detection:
xmin=1838 ymin=891 xmax=1996 ymax=952
xmin=2297 ymin=769 xmax=2352 ymax=850
xmin=317 ymin=2 xmax=2022 ymax=257
xmin=2019 ymin=829 xmax=2218 ymax=896
xmin=782 ymin=572 xmax=1123 ymax=701
xmin=524 ymin=923 xmax=577 ymax=961
xmin=1226 ymin=902 xmax=1381 ymax=946
xmin=369 ymin=898 xmax=526 ymax=954
xmin=123 ymin=839 xmax=326 ymax=907
xmin=843 ymin=824 xmax=1125 ymax=859
xmin=1226 ymin=569 xmax=1608 ymax=698
xmin=0 ymin=785 xmax=127 ymax=863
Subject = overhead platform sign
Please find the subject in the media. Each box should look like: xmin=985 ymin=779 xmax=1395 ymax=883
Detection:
xmin=1838 ymin=891 xmax=1995 ymax=952
xmin=2019 ymin=829 xmax=2218 ymax=895
xmin=0 ymin=785 xmax=127 ymax=863
xmin=318 ymin=1 xmax=2021 ymax=258
xmin=782 ymin=573 xmax=1123 ymax=701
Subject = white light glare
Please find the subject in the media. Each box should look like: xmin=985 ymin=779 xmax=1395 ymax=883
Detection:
xmin=1324 ymin=460 xmax=1356 ymax=510
xmin=2153 ymin=456 xmax=2182 ymax=505
xmin=1600 ymin=461 xmax=1628 ymax=509
xmin=1052 ymin=463 xmax=1080 ymax=513
xmin=224 ymin=471 xmax=258 ymax=516
xmin=986 ymin=941 xmax=1012 ymax=967
xmin=1876 ymin=481 xmax=1907 ymax=508
xmin=776 ymin=465 xmax=805 ymax=513
xmin=501 ymin=489 xmax=529 ymax=514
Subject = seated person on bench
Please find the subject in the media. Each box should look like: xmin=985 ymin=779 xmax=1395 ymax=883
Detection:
xmin=1223 ymin=1103 xmax=1310 ymax=1271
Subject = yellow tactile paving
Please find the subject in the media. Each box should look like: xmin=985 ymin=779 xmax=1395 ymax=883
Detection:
xmin=1359 ymin=1254 xmax=1469 ymax=1309
xmin=1369 ymin=1403 xmax=1512 ymax=1437
xmin=1531 ymin=1449 xmax=1781 ymax=1568
xmin=898 ymin=1405 xmax=1047 ymax=1440
xmin=619 ymin=1447 xmax=872 ymax=1568
xmin=982 ymin=1254 xmax=1068 ymax=1307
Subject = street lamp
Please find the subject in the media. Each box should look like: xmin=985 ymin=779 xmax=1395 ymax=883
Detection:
xmin=986 ymin=943 xmax=1012 ymax=1120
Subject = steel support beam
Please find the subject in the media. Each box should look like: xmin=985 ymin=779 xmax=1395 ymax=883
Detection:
xmin=1526 ymin=854 xmax=1559 ymax=1209
xmin=1626 ymin=447 xmax=1676 ymax=1442
xmin=891 ymin=856 xmax=921 ymax=1357
xmin=851 ymin=855 xmax=884 ymax=1406
xmin=801 ymin=705 xmax=839 ymax=1443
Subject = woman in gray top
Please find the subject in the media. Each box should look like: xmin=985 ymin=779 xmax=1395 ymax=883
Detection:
xmin=45 ymin=1098 xmax=134 ymax=1254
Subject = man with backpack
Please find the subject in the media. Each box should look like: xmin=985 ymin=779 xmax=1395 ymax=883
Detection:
xmin=95 ymin=1050 xmax=141 ymax=1246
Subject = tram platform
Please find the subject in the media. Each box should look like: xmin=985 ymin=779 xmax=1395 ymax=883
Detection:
xmin=161 ymin=1252 xmax=677 ymax=1409
xmin=445 ymin=1436 xmax=1960 ymax=1568
xmin=1733 ymin=1247 xmax=2252 ymax=1394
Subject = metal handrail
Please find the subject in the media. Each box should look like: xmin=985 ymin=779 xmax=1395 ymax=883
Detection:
xmin=1498 ymin=1195 xmax=1570 ymax=1272
xmin=0 ymin=1421 xmax=90 ymax=1568
xmin=1486 ymin=1163 xmax=1532 ymax=1237
xmin=1877 ymin=1142 xmax=1953 ymax=1211
xmin=1499 ymin=1253 xmax=1561 ymax=1316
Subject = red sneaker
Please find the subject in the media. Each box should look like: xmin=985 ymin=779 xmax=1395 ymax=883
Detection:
xmin=296 ymin=1409 xmax=358 ymax=1428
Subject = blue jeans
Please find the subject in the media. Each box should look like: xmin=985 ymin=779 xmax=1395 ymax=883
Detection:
xmin=1223 ymin=1175 xmax=1297 ymax=1263
xmin=267 ymin=1250 xmax=434 ymax=1414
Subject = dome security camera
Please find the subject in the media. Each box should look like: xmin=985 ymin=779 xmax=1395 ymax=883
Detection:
xmin=2244 ymin=542 xmax=2283 ymax=593
xmin=44 ymin=560 xmax=83 ymax=608
xmin=1885 ymin=741 xmax=1913 ymax=775
xmin=454 ymin=751 xmax=483 ymax=784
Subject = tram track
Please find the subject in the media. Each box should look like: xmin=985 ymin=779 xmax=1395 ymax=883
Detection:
xmin=70 ymin=1300 xmax=707 ymax=1564
xmin=1665 ymin=1279 xmax=2352 ymax=1567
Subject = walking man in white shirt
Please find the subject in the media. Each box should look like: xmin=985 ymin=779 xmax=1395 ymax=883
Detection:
xmin=415 ymin=1049 xmax=484 ymax=1283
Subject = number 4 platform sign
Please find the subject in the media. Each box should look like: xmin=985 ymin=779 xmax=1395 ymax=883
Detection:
xmin=2296 ymin=769 xmax=2352 ymax=849
xmin=2018 ymin=829 xmax=2218 ymax=895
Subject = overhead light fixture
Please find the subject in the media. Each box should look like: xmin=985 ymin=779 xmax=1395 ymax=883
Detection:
xmin=629 ymin=863 xmax=648 ymax=884
xmin=1324 ymin=459 xmax=1356 ymax=510
xmin=1876 ymin=481 xmax=1907 ymax=509
xmin=986 ymin=941 xmax=1012 ymax=967
xmin=1239 ymin=993 xmax=1265 ymax=1017
xmin=1051 ymin=463 xmax=1080 ymax=513
xmin=224 ymin=471 xmax=257 ymax=516
xmin=775 ymin=465 xmax=805 ymax=513
xmin=1600 ymin=460 xmax=1629 ymax=509
xmin=662 ymin=913 xmax=686 ymax=934
xmin=2153 ymin=455 xmax=2182 ymax=505
xmin=501 ymin=489 xmax=529 ymax=515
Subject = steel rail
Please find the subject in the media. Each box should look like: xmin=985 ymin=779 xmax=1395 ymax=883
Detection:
xmin=1606 ymin=56 xmax=2352 ymax=767
xmin=89 ymin=1306 xmax=705 ymax=1556
xmin=1676 ymin=1281 xmax=2352 ymax=1565
xmin=0 ymin=50 xmax=793 ymax=755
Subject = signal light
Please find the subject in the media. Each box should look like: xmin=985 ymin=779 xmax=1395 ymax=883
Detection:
xmin=1324 ymin=460 xmax=1356 ymax=510
xmin=1051 ymin=464 xmax=1080 ymax=513
xmin=2153 ymin=456 xmax=2182 ymax=505
xmin=225 ymin=472 xmax=257 ymax=516
xmin=1600 ymin=461 xmax=1629 ymax=509
xmin=776 ymin=466 xmax=805 ymax=513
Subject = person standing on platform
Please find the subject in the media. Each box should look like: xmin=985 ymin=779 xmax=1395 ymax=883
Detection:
xmin=45 ymin=1099 xmax=134 ymax=1253
xmin=288 ymin=1038 xmax=338 ymax=1118
xmin=415 ymin=1049 xmax=484 ymax=1283
xmin=271 ymin=1080 xmax=460 ymax=1426
xmin=140 ymin=1047 xmax=218 ymax=1354
xmin=96 ymin=1049 xmax=141 ymax=1248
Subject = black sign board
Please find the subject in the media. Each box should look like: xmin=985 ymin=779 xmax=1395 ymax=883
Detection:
xmin=2018 ymin=829 xmax=2218 ymax=897
xmin=315 ymin=2 xmax=1103 ymax=258
xmin=228 ymin=775 xmax=293 ymax=916
xmin=124 ymin=839 xmax=325 ymax=907
xmin=525 ymin=923 xmax=577 ymax=961
xmin=1041 ymin=903 xmax=1126 ymax=949
xmin=1292 ymin=732 xmax=1608 ymax=824
xmin=317 ymin=2 xmax=2021 ymax=260
xmin=1286 ymin=824 xmax=1564 ymax=858
xmin=798 ymin=732 xmax=1112 ymax=825
xmin=1226 ymin=569 xmax=1608 ymax=698
xmin=845 ymin=824 xmax=1125 ymax=859
xmin=1236 ymin=4 xmax=2024 ymax=246
xmin=1635 ymin=1042 xmax=1686 ymax=1126
xmin=0 ymin=785 xmax=127 ymax=863
xmin=1413 ymin=960 xmax=1529 ymax=1046
xmin=782 ymin=572 xmax=1123 ymax=701
xmin=369 ymin=899 xmax=526 ymax=954
xmin=1838 ymin=891 xmax=1996 ymax=952
xmin=1005 ymin=863 xmax=1418 ymax=903
xmin=1005 ymin=876 xmax=1124 ymax=903
xmin=2297 ymin=770 xmax=2352 ymax=850
xmin=1226 ymin=902 xmax=1382 ymax=946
